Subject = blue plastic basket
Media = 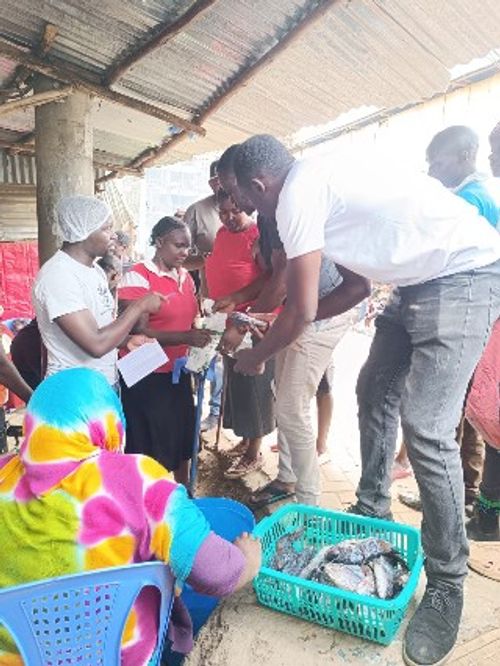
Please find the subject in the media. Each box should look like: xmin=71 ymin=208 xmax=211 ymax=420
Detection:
xmin=253 ymin=504 xmax=423 ymax=645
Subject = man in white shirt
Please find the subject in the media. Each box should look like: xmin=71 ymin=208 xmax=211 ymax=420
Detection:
xmin=232 ymin=135 xmax=500 ymax=666
xmin=33 ymin=196 xmax=162 ymax=386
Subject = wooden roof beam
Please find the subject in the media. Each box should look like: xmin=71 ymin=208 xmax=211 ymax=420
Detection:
xmin=0 ymin=85 xmax=73 ymax=117
xmin=105 ymin=0 xmax=218 ymax=86
xmin=1 ymin=23 xmax=59 ymax=99
xmin=131 ymin=0 xmax=338 ymax=169
xmin=0 ymin=38 xmax=205 ymax=136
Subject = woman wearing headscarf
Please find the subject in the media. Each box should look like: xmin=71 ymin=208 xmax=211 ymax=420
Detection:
xmin=0 ymin=368 xmax=261 ymax=664
xmin=33 ymin=195 xmax=162 ymax=386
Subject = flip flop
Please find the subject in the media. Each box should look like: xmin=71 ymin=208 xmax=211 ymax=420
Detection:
xmin=249 ymin=481 xmax=295 ymax=509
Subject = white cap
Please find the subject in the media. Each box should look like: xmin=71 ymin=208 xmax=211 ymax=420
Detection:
xmin=57 ymin=196 xmax=112 ymax=243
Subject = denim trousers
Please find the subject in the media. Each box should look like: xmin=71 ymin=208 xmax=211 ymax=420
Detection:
xmin=208 ymin=354 xmax=223 ymax=417
xmin=356 ymin=260 xmax=500 ymax=584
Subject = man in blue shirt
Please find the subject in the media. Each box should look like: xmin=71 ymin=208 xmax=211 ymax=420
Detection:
xmin=397 ymin=126 xmax=499 ymax=511
xmin=427 ymin=125 xmax=499 ymax=227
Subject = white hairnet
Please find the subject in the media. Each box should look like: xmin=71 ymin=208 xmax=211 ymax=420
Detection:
xmin=57 ymin=196 xmax=112 ymax=243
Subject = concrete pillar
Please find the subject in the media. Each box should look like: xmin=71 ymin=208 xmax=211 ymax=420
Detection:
xmin=34 ymin=76 xmax=93 ymax=264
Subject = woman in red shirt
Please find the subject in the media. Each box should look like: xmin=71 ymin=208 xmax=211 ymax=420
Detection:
xmin=119 ymin=217 xmax=212 ymax=485
xmin=205 ymin=191 xmax=276 ymax=478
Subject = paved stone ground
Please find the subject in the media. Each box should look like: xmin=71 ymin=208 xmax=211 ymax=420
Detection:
xmin=189 ymin=329 xmax=500 ymax=666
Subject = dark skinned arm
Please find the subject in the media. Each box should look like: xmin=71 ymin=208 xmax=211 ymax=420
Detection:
xmin=184 ymin=254 xmax=205 ymax=272
xmin=234 ymin=250 xmax=322 ymax=373
xmin=250 ymin=248 xmax=287 ymax=313
xmin=234 ymin=253 xmax=369 ymax=374
xmin=55 ymin=292 xmax=162 ymax=359
xmin=213 ymin=271 xmax=270 ymax=312
xmin=316 ymin=265 xmax=370 ymax=320
xmin=119 ymin=306 xmax=213 ymax=348
xmin=0 ymin=346 xmax=32 ymax=403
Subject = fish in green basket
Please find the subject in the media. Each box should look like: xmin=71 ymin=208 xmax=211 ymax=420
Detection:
xmin=270 ymin=529 xmax=315 ymax=576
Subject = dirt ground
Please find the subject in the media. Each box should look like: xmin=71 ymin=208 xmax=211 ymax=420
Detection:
xmin=187 ymin=329 xmax=500 ymax=666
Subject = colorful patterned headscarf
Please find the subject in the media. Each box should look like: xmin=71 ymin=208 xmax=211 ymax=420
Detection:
xmin=0 ymin=368 xmax=211 ymax=663
xmin=11 ymin=368 xmax=125 ymax=498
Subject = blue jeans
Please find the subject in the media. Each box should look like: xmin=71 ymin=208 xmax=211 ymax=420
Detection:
xmin=356 ymin=261 xmax=500 ymax=584
xmin=208 ymin=355 xmax=223 ymax=418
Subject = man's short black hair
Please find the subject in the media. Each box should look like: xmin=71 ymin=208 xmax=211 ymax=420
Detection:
xmin=234 ymin=134 xmax=294 ymax=184
xmin=114 ymin=230 xmax=130 ymax=249
xmin=427 ymin=125 xmax=478 ymax=157
xmin=209 ymin=160 xmax=219 ymax=178
xmin=217 ymin=144 xmax=241 ymax=176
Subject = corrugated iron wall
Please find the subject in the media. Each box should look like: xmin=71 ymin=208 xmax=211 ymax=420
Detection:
xmin=0 ymin=150 xmax=36 ymax=186
xmin=0 ymin=185 xmax=37 ymax=241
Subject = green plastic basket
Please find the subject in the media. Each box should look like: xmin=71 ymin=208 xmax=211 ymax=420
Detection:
xmin=252 ymin=504 xmax=423 ymax=645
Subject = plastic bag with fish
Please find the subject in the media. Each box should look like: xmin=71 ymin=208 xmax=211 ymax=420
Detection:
xmin=301 ymin=537 xmax=410 ymax=600
xmin=325 ymin=537 xmax=393 ymax=565
xmin=270 ymin=529 xmax=315 ymax=577
xmin=315 ymin=562 xmax=376 ymax=596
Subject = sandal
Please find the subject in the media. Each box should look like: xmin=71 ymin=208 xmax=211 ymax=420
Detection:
xmin=398 ymin=490 xmax=422 ymax=512
xmin=223 ymin=439 xmax=250 ymax=459
xmin=249 ymin=480 xmax=295 ymax=508
xmin=224 ymin=454 xmax=264 ymax=479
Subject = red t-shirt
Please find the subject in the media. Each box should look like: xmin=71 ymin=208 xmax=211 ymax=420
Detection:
xmin=204 ymin=225 xmax=262 ymax=312
xmin=118 ymin=261 xmax=197 ymax=373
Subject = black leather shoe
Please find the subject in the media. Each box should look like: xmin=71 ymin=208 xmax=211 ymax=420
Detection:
xmin=346 ymin=502 xmax=393 ymax=521
xmin=403 ymin=581 xmax=463 ymax=666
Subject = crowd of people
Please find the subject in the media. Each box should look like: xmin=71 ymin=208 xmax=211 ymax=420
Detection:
xmin=0 ymin=122 xmax=499 ymax=666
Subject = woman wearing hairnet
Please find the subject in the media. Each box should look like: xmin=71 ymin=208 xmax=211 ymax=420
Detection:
xmin=33 ymin=195 xmax=162 ymax=386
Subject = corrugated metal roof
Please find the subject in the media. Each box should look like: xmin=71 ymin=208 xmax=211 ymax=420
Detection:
xmin=0 ymin=0 xmax=500 ymax=168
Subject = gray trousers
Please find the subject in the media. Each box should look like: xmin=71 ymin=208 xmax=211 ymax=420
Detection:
xmin=356 ymin=261 xmax=500 ymax=584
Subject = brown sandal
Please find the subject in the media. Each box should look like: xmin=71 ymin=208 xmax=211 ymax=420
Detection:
xmin=223 ymin=439 xmax=250 ymax=459
xmin=224 ymin=454 xmax=263 ymax=479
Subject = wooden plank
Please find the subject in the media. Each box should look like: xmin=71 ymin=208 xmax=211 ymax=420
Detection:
xmin=0 ymin=86 xmax=73 ymax=117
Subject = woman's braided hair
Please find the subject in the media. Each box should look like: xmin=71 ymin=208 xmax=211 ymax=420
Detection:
xmin=149 ymin=216 xmax=187 ymax=246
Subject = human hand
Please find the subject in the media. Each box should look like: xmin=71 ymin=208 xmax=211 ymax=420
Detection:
xmin=213 ymin=296 xmax=238 ymax=313
xmin=126 ymin=334 xmax=155 ymax=352
xmin=234 ymin=532 xmax=262 ymax=579
xmin=218 ymin=325 xmax=245 ymax=355
xmin=138 ymin=292 xmax=165 ymax=314
xmin=234 ymin=348 xmax=265 ymax=375
xmin=185 ymin=328 xmax=214 ymax=348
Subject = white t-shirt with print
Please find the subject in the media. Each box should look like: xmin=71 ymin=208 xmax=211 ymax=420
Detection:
xmin=276 ymin=158 xmax=500 ymax=286
xmin=33 ymin=250 xmax=117 ymax=384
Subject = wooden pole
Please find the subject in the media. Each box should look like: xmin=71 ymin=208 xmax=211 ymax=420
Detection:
xmin=0 ymin=38 xmax=205 ymax=136
xmin=105 ymin=0 xmax=218 ymax=85
xmin=133 ymin=0 xmax=339 ymax=168
xmin=0 ymin=85 xmax=73 ymax=116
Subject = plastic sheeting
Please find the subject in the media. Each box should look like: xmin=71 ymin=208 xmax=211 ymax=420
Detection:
xmin=0 ymin=241 xmax=38 ymax=319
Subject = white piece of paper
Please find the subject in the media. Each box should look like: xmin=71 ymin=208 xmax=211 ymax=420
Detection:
xmin=117 ymin=340 xmax=168 ymax=387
